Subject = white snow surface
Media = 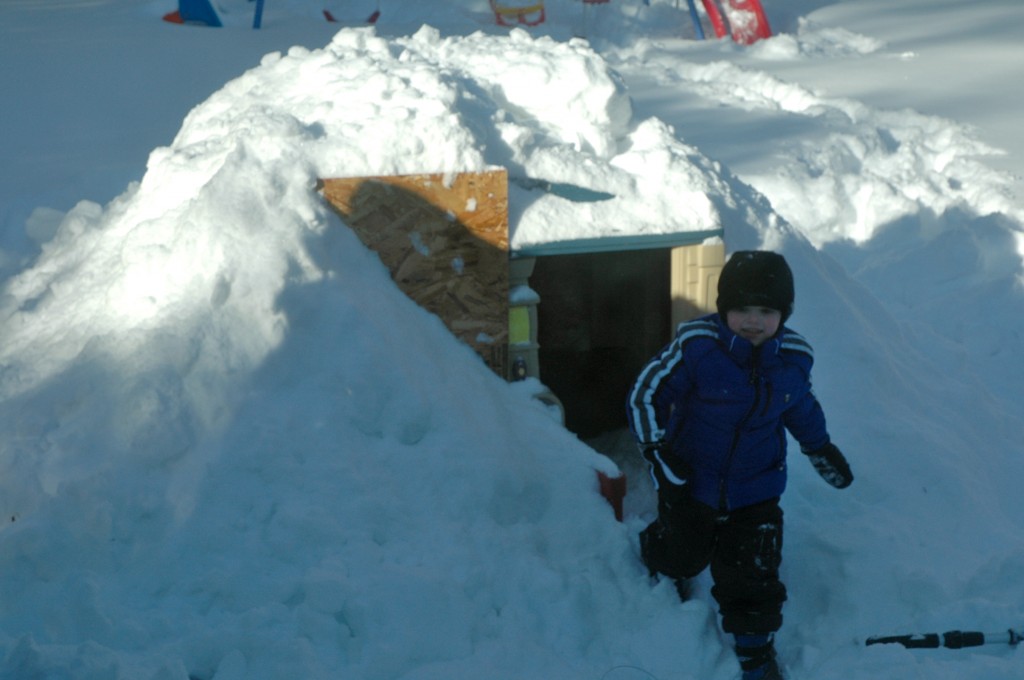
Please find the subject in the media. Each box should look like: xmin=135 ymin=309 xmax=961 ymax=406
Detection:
xmin=1 ymin=0 xmax=1023 ymax=678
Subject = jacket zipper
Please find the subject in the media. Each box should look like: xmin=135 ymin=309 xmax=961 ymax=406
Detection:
xmin=718 ymin=350 xmax=763 ymax=512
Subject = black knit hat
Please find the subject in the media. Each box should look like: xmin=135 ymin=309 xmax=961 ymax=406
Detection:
xmin=716 ymin=250 xmax=794 ymax=323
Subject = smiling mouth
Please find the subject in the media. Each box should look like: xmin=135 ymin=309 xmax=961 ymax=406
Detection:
xmin=741 ymin=329 xmax=770 ymax=343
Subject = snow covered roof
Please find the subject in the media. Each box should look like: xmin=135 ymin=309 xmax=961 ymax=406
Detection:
xmin=512 ymin=227 xmax=724 ymax=257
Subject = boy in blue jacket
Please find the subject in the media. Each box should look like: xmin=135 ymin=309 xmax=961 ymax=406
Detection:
xmin=627 ymin=250 xmax=853 ymax=680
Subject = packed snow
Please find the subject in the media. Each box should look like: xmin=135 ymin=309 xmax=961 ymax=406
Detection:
xmin=0 ymin=1 xmax=1022 ymax=679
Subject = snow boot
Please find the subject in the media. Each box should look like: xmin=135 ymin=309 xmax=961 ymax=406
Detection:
xmin=734 ymin=633 xmax=783 ymax=680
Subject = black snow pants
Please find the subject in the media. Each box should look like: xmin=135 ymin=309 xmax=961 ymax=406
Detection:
xmin=640 ymin=485 xmax=787 ymax=634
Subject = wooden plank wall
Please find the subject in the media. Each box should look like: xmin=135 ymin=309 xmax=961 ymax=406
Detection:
xmin=320 ymin=171 xmax=510 ymax=377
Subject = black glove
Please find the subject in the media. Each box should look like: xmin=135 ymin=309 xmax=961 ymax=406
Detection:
xmin=803 ymin=442 xmax=853 ymax=489
xmin=640 ymin=442 xmax=688 ymax=490
xmin=640 ymin=442 xmax=691 ymax=513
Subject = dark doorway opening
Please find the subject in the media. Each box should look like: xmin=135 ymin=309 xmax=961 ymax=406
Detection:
xmin=531 ymin=249 xmax=672 ymax=438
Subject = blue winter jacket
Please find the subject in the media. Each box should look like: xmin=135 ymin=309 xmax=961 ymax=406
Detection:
xmin=627 ymin=314 xmax=831 ymax=512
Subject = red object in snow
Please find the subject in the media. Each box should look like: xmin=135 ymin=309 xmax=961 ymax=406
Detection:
xmin=597 ymin=470 xmax=627 ymax=522
xmin=700 ymin=0 xmax=729 ymax=38
xmin=162 ymin=9 xmax=184 ymax=23
xmin=719 ymin=0 xmax=772 ymax=44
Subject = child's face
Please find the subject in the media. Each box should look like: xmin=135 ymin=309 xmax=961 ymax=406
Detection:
xmin=726 ymin=306 xmax=782 ymax=346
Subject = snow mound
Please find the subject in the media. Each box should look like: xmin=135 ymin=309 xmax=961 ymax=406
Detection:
xmin=0 ymin=25 xmax=745 ymax=680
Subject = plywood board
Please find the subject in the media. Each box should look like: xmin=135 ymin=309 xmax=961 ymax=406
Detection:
xmin=320 ymin=171 xmax=510 ymax=377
